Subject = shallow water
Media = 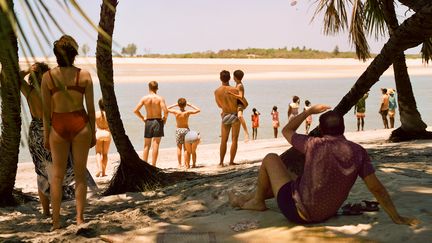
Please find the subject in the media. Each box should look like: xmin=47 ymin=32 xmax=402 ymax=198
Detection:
xmin=14 ymin=73 xmax=432 ymax=163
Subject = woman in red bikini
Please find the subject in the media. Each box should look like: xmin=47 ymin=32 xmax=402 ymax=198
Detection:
xmin=41 ymin=35 xmax=96 ymax=230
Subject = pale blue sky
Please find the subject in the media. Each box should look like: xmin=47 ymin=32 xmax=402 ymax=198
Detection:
xmin=15 ymin=0 xmax=419 ymax=57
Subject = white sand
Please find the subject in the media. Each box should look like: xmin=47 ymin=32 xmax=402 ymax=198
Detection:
xmin=20 ymin=57 xmax=432 ymax=82
xmin=2 ymin=128 xmax=432 ymax=242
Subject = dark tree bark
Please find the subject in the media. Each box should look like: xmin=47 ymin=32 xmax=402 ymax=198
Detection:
xmin=96 ymin=0 xmax=163 ymax=196
xmin=282 ymin=2 xmax=432 ymax=162
xmin=382 ymin=0 xmax=430 ymax=141
xmin=0 ymin=0 xmax=22 ymax=206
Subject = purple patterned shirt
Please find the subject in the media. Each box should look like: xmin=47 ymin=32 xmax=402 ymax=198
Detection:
xmin=291 ymin=133 xmax=375 ymax=222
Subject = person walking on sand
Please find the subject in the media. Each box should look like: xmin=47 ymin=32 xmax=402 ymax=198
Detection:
xmin=167 ymin=98 xmax=201 ymax=168
xmin=271 ymin=106 xmax=280 ymax=138
xmin=134 ymin=81 xmax=168 ymax=167
xmin=227 ymin=70 xmax=250 ymax=142
xmin=251 ymin=108 xmax=261 ymax=140
xmin=354 ymin=92 xmax=369 ymax=131
xmin=288 ymin=96 xmax=300 ymax=121
xmin=229 ymin=104 xmax=418 ymax=226
xmin=304 ymin=100 xmax=312 ymax=134
xmin=388 ymin=89 xmax=397 ymax=129
xmin=95 ymin=99 xmax=111 ymax=177
xmin=41 ymin=35 xmax=96 ymax=230
xmin=379 ymin=88 xmax=389 ymax=129
xmin=214 ymin=70 xmax=243 ymax=167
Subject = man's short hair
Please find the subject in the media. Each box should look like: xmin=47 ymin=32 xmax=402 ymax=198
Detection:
xmin=178 ymin=97 xmax=186 ymax=108
xmin=293 ymin=96 xmax=300 ymax=103
xmin=233 ymin=70 xmax=244 ymax=81
xmin=220 ymin=70 xmax=230 ymax=83
xmin=149 ymin=81 xmax=158 ymax=91
xmin=319 ymin=111 xmax=345 ymax=136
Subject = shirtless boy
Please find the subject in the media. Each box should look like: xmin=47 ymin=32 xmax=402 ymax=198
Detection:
xmin=214 ymin=70 xmax=242 ymax=167
xmin=167 ymin=98 xmax=201 ymax=168
xmin=134 ymin=81 xmax=168 ymax=167
xmin=228 ymin=70 xmax=250 ymax=142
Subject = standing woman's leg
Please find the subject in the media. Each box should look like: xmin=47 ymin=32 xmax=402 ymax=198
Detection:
xmin=95 ymin=140 xmax=103 ymax=177
xmin=71 ymin=125 xmax=92 ymax=225
xmin=184 ymin=143 xmax=192 ymax=168
xmin=191 ymin=141 xmax=199 ymax=167
xmin=102 ymin=137 xmax=111 ymax=176
xmin=49 ymin=130 xmax=71 ymax=230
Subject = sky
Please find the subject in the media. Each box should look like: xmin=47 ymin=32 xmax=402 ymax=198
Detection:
xmin=14 ymin=0 xmax=420 ymax=57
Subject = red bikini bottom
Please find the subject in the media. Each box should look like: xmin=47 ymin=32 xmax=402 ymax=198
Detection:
xmin=52 ymin=109 xmax=89 ymax=142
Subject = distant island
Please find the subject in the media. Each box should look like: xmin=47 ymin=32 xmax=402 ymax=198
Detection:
xmin=115 ymin=46 xmax=421 ymax=59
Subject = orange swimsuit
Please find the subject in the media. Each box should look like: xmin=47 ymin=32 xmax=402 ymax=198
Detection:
xmin=49 ymin=69 xmax=89 ymax=142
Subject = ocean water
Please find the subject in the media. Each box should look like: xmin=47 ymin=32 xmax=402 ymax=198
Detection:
xmin=15 ymin=74 xmax=432 ymax=163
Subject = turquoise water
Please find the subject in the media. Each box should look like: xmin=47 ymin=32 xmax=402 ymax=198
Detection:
xmin=16 ymin=75 xmax=432 ymax=162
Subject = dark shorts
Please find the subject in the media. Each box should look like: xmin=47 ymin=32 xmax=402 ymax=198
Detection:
xmin=277 ymin=182 xmax=308 ymax=224
xmin=144 ymin=119 xmax=164 ymax=138
xmin=380 ymin=109 xmax=388 ymax=117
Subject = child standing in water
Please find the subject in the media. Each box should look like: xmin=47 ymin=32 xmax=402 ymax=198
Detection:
xmin=251 ymin=108 xmax=261 ymax=140
xmin=228 ymin=70 xmax=250 ymax=142
xmin=271 ymin=106 xmax=280 ymax=138
xmin=304 ymin=100 xmax=312 ymax=134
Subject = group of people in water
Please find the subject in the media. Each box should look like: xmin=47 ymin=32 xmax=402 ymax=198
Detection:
xmin=18 ymin=34 xmax=415 ymax=231
xmin=354 ymin=88 xmax=398 ymax=131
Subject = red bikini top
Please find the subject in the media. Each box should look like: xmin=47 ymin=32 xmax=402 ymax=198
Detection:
xmin=48 ymin=68 xmax=86 ymax=95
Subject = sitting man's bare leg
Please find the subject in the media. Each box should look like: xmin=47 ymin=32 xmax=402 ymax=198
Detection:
xmin=229 ymin=153 xmax=296 ymax=211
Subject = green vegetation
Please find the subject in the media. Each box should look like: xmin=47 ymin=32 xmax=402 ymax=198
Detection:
xmin=136 ymin=46 xmax=359 ymax=59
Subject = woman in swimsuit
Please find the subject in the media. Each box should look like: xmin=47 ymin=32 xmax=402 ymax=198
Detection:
xmin=41 ymin=35 xmax=96 ymax=230
xmin=95 ymin=98 xmax=111 ymax=177
xmin=271 ymin=106 xmax=280 ymax=138
xmin=288 ymin=96 xmax=300 ymax=121
xmin=19 ymin=62 xmax=76 ymax=215
xmin=251 ymin=108 xmax=261 ymax=140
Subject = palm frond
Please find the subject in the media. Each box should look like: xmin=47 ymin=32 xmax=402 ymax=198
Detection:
xmin=421 ymin=38 xmax=432 ymax=64
xmin=349 ymin=0 xmax=370 ymax=61
xmin=23 ymin=0 xmax=51 ymax=46
xmin=364 ymin=0 xmax=387 ymax=40
xmin=18 ymin=0 xmax=48 ymax=57
xmin=37 ymin=0 xmax=66 ymax=34
xmin=312 ymin=0 xmax=350 ymax=35
xmin=68 ymin=0 xmax=112 ymax=42
xmin=33 ymin=0 xmax=55 ymax=39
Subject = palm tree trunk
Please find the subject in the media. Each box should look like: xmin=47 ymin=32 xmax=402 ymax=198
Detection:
xmin=282 ymin=2 xmax=432 ymax=164
xmin=96 ymin=0 xmax=162 ymax=196
xmin=333 ymin=3 xmax=432 ymax=120
xmin=382 ymin=0 xmax=429 ymax=141
xmin=0 ymin=0 xmax=22 ymax=206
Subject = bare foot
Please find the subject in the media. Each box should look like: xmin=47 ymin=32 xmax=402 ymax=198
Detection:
xmin=241 ymin=198 xmax=267 ymax=211
xmin=192 ymin=164 xmax=197 ymax=168
xmin=95 ymin=171 xmax=101 ymax=177
xmin=51 ymin=221 xmax=61 ymax=231
xmin=228 ymin=191 xmax=254 ymax=207
xmin=218 ymin=163 xmax=225 ymax=168
xmin=229 ymin=162 xmax=239 ymax=166
xmin=77 ymin=218 xmax=85 ymax=226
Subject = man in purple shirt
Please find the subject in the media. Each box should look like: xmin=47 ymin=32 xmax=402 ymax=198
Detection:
xmin=229 ymin=104 xmax=417 ymax=225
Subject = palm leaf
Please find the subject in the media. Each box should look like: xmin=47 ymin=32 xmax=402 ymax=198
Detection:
xmin=349 ymin=0 xmax=370 ymax=61
xmin=312 ymin=0 xmax=350 ymax=35
xmin=364 ymin=0 xmax=387 ymax=40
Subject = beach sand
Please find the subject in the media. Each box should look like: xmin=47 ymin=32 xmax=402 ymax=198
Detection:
xmin=21 ymin=57 xmax=432 ymax=82
xmin=2 ymin=128 xmax=432 ymax=242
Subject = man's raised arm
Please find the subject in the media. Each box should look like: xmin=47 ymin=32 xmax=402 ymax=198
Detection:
xmin=282 ymin=104 xmax=330 ymax=144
